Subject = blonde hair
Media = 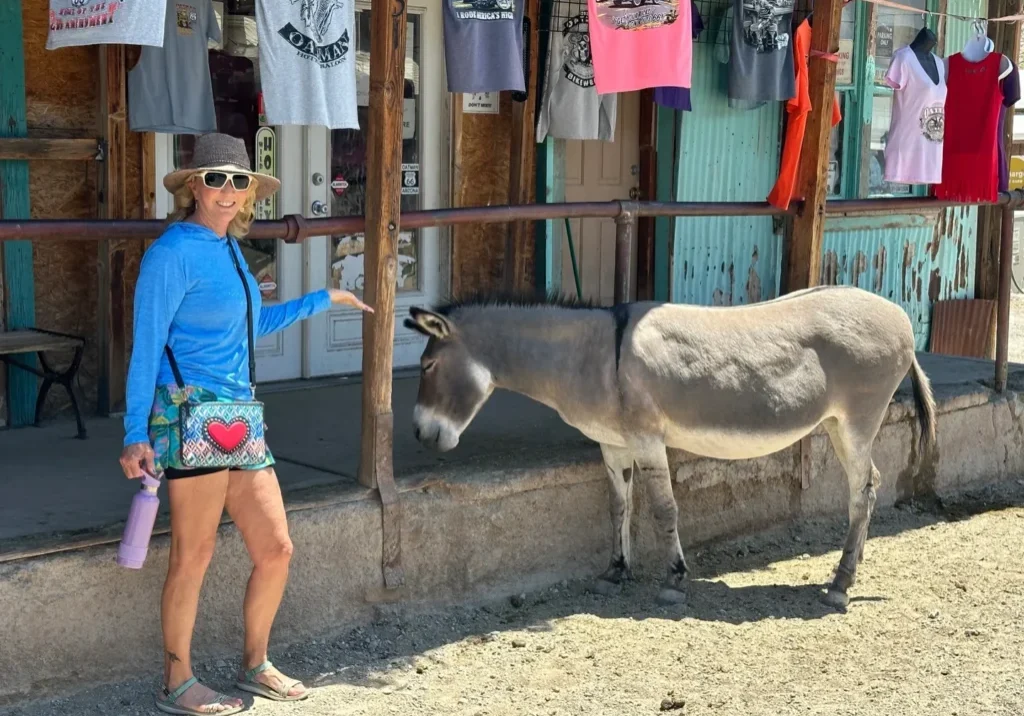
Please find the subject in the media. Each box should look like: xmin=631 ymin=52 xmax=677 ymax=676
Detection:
xmin=167 ymin=173 xmax=260 ymax=238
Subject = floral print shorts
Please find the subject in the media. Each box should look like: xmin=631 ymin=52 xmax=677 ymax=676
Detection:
xmin=148 ymin=384 xmax=275 ymax=475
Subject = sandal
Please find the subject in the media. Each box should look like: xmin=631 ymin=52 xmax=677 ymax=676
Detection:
xmin=156 ymin=676 xmax=244 ymax=715
xmin=235 ymin=660 xmax=309 ymax=702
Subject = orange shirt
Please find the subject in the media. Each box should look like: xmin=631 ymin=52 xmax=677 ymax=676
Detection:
xmin=767 ymin=18 xmax=843 ymax=210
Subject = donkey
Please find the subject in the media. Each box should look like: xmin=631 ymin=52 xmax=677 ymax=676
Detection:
xmin=404 ymin=285 xmax=937 ymax=609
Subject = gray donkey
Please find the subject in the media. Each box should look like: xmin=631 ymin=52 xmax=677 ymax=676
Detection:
xmin=405 ymin=285 xmax=936 ymax=609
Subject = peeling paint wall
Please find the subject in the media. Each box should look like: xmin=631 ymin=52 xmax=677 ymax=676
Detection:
xmin=671 ymin=8 xmax=783 ymax=306
xmin=822 ymin=209 xmax=976 ymax=348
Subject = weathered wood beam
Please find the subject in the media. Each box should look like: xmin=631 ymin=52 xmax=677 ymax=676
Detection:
xmin=97 ymin=45 xmax=128 ymax=416
xmin=359 ymin=0 xmax=408 ymax=588
xmin=976 ymin=0 xmax=1021 ymax=300
xmin=0 ymin=138 xmax=102 ymax=161
xmin=637 ymin=89 xmax=657 ymax=300
xmin=783 ymin=0 xmax=844 ymax=292
xmin=504 ymin=0 xmax=541 ymax=294
xmin=0 ymin=1 xmax=37 ymax=427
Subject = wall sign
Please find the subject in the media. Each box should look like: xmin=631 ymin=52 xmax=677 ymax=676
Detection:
xmin=331 ymin=173 xmax=349 ymax=196
xmin=254 ymin=127 xmax=276 ymax=221
xmin=462 ymin=92 xmax=499 ymax=114
xmin=401 ymin=163 xmax=419 ymax=196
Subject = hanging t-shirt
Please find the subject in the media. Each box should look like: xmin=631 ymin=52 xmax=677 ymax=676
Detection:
xmin=881 ymin=46 xmax=947 ymax=185
xmin=726 ymin=0 xmax=796 ymax=105
xmin=766 ymin=18 xmax=841 ymax=210
xmin=443 ymin=0 xmax=525 ymax=93
xmin=587 ymin=0 xmax=693 ymax=95
xmin=255 ymin=0 xmax=358 ymax=129
xmin=536 ymin=2 xmax=616 ymax=142
xmin=996 ymin=69 xmax=1021 ymax=192
xmin=935 ymin=52 xmax=1005 ymax=203
xmin=46 ymin=0 xmax=167 ymax=50
xmin=653 ymin=1 xmax=705 ymax=112
xmin=128 ymin=0 xmax=221 ymax=134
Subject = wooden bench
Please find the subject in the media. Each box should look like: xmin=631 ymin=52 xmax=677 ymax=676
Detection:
xmin=0 ymin=328 xmax=87 ymax=439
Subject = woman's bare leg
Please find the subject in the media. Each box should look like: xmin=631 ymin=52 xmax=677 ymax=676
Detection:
xmin=226 ymin=467 xmax=306 ymax=698
xmin=162 ymin=470 xmax=243 ymax=712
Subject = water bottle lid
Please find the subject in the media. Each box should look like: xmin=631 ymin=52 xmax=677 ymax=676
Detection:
xmin=141 ymin=471 xmax=161 ymax=489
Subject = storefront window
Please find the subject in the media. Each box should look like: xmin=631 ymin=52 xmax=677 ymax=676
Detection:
xmin=872 ymin=0 xmax=926 ymax=86
xmin=170 ymin=2 xmax=279 ymax=300
xmin=828 ymin=93 xmax=846 ymax=198
xmin=836 ymin=2 xmax=857 ymax=87
xmin=328 ymin=11 xmax=422 ymax=296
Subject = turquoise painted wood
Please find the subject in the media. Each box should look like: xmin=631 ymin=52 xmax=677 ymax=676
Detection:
xmin=671 ymin=39 xmax=783 ymax=305
xmin=536 ymin=137 xmax=565 ymax=295
xmin=654 ymin=105 xmax=676 ymax=302
xmin=0 ymin=2 xmax=37 ymax=427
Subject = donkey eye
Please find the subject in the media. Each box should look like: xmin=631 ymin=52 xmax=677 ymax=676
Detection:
xmin=422 ymin=361 xmax=436 ymax=373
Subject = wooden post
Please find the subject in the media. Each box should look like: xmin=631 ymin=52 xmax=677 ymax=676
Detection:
xmin=636 ymin=89 xmax=657 ymax=300
xmin=783 ymin=0 xmax=844 ymax=292
xmin=359 ymin=0 xmax=408 ymax=589
xmin=976 ymin=0 xmax=1021 ymax=300
xmin=97 ymin=45 xmax=128 ymax=416
xmin=504 ymin=0 xmax=541 ymax=293
xmin=0 ymin=2 xmax=37 ymax=427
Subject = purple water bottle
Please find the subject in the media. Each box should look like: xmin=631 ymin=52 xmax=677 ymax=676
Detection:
xmin=117 ymin=471 xmax=161 ymax=569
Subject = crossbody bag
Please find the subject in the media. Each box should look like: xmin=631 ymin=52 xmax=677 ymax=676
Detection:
xmin=165 ymin=239 xmax=266 ymax=468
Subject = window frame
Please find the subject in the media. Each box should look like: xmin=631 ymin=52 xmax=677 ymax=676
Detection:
xmin=830 ymin=0 xmax=941 ymax=200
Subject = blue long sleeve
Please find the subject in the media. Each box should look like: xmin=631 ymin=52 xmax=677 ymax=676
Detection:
xmin=257 ymin=290 xmax=332 ymax=337
xmin=123 ymin=223 xmax=333 ymax=448
xmin=124 ymin=243 xmax=188 ymax=446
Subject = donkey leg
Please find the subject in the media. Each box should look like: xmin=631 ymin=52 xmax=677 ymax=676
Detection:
xmin=594 ymin=444 xmax=636 ymax=595
xmin=822 ymin=419 xmax=882 ymax=610
xmin=635 ymin=445 xmax=689 ymax=605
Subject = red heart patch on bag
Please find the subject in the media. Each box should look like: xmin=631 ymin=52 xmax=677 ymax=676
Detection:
xmin=206 ymin=420 xmax=248 ymax=453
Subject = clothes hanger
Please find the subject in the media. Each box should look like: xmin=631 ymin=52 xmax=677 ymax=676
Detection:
xmin=962 ymin=18 xmax=990 ymax=61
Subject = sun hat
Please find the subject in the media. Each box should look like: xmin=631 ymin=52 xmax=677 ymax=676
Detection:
xmin=162 ymin=133 xmax=281 ymax=203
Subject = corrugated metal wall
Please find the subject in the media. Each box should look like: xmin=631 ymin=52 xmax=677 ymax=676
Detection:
xmin=671 ymin=4 xmax=783 ymax=305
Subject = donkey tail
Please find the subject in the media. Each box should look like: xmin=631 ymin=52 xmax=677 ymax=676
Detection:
xmin=908 ymin=355 xmax=937 ymax=457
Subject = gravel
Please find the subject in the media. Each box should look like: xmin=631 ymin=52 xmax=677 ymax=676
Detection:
xmin=3 ymin=479 xmax=1023 ymax=716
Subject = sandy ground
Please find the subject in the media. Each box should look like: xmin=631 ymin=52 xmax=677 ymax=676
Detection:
xmin=4 ymin=479 xmax=1023 ymax=716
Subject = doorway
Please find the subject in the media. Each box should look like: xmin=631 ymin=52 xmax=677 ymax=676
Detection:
xmin=561 ymin=91 xmax=641 ymax=305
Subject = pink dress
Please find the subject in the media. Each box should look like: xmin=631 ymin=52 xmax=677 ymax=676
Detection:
xmin=587 ymin=0 xmax=693 ymax=95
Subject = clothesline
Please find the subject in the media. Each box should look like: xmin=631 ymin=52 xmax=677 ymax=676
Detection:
xmin=857 ymin=0 xmax=1024 ymax=24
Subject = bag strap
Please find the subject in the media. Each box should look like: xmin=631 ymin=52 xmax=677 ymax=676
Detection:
xmin=165 ymin=238 xmax=256 ymax=398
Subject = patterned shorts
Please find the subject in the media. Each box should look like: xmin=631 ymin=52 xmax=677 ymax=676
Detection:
xmin=148 ymin=384 xmax=275 ymax=475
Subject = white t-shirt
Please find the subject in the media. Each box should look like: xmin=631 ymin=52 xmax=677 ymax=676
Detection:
xmin=256 ymin=0 xmax=359 ymax=129
xmin=46 ymin=0 xmax=167 ymax=50
xmin=883 ymin=45 xmax=947 ymax=185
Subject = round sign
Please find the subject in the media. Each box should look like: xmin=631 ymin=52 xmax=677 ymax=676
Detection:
xmin=331 ymin=174 xmax=349 ymax=196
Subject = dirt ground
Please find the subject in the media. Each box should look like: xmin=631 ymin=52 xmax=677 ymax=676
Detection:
xmin=4 ymin=479 xmax=1023 ymax=716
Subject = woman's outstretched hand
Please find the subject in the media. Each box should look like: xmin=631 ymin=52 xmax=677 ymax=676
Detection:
xmin=328 ymin=289 xmax=374 ymax=313
xmin=120 ymin=442 xmax=156 ymax=479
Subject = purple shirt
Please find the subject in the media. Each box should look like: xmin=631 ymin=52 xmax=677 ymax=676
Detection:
xmin=653 ymin=1 xmax=704 ymax=112
xmin=997 ymin=68 xmax=1021 ymax=192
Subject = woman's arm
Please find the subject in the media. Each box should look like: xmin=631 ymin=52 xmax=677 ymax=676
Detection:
xmin=123 ymin=244 xmax=188 ymax=447
xmin=256 ymin=289 xmax=374 ymax=337
xmin=256 ymin=290 xmax=332 ymax=337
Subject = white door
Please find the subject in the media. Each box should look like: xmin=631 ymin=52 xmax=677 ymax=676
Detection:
xmin=154 ymin=126 xmax=305 ymax=383
xmin=303 ymin=0 xmax=445 ymax=377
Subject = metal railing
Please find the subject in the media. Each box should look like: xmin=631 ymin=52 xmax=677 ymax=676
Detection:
xmin=2 ymin=191 xmax=1022 ymax=391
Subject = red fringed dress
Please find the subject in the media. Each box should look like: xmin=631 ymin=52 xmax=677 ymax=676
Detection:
xmin=934 ymin=52 xmax=1004 ymax=203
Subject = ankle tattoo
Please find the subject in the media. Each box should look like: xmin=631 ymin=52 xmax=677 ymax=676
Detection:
xmin=167 ymin=651 xmax=182 ymax=664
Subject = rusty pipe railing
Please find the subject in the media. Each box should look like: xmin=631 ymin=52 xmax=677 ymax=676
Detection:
xmin=3 ymin=190 xmax=1024 ymax=389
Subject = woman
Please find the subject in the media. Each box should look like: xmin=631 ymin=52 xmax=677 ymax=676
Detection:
xmin=120 ymin=133 xmax=372 ymax=715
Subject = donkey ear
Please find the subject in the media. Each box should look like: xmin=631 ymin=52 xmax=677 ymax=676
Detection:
xmin=407 ymin=306 xmax=452 ymax=339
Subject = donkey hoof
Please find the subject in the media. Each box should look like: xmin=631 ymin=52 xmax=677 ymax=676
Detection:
xmin=656 ymin=587 xmax=687 ymax=605
xmin=821 ymin=588 xmax=850 ymax=611
xmin=593 ymin=579 xmax=622 ymax=596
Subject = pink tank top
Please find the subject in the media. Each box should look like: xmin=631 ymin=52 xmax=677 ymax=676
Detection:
xmin=587 ymin=0 xmax=693 ymax=95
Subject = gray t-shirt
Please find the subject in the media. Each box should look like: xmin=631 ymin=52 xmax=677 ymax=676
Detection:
xmin=722 ymin=0 xmax=796 ymax=105
xmin=443 ymin=0 xmax=525 ymax=93
xmin=536 ymin=3 xmax=616 ymax=142
xmin=255 ymin=0 xmax=359 ymax=129
xmin=128 ymin=0 xmax=221 ymax=134
xmin=46 ymin=0 xmax=167 ymax=50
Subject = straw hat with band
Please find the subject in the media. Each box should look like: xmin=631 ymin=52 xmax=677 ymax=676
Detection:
xmin=163 ymin=133 xmax=281 ymax=203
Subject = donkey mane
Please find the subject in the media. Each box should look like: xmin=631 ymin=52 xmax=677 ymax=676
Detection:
xmin=433 ymin=291 xmax=604 ymax=316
